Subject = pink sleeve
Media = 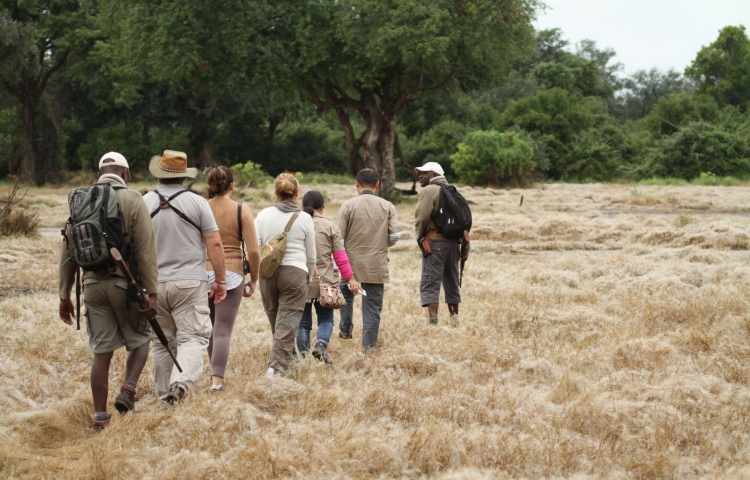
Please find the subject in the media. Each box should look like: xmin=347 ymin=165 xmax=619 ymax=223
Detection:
xmin=332 ymin=250 xmax=354 ymax=281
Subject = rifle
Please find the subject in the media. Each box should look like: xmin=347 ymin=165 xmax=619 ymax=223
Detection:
xmin=110 ymin=247 xmax=182 ymax=373
xmin=459 ymin=230 xmax=470 ymax=288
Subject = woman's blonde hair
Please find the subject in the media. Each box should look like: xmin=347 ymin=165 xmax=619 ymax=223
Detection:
xmin=275 ymin=172 xmax=299 ymax=200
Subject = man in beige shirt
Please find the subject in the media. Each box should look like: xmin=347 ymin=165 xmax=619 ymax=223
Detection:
xmin=336 ymin=168 xmax=401 ymax=350
xmin=58 ymin=152 xmax=158 ymax=430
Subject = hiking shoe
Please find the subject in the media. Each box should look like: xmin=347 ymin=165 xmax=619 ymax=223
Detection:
xmin=164 ymin=385 xmax=186 ymax=405
xmin=92 ymin=412 xmax=111 ymax=432
xmin=338 ymin=331 xmax=352 ymax=339
xmin=114 ymin=385 xmax=136 ymax=414
xmin=428 ymin=316 xmax=439 ymax=326
xmin=311 ymin=342 xmax=332 ymax=365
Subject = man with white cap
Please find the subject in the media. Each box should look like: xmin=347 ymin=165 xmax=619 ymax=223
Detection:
xmin=58 ymin=152 xmax=159 ymax=430
xmin=414 ymin=161 xmax=464 ymax=326
xmin=143 ymin=150 xmax=227 ymax=404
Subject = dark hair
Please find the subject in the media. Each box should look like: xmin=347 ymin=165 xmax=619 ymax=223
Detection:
xmin=356 ymin=168 xmax=379 ymax=187
xmin=207 ymin=166 xmax=234 ymax=198
xmin=302 ymin=190 xmax=325 ymax=216
xmin=275 ymin=172 xmax=299 ymax=200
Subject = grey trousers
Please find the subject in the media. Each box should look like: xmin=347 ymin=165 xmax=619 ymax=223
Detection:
xmin=339 ymin=282 xmax=385 ymax=350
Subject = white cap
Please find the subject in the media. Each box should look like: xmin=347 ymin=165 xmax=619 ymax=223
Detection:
xmin=415 ymin=161 xmax=444 ymax=176
xmin=98 ymin=152 xmax=129 ymax=169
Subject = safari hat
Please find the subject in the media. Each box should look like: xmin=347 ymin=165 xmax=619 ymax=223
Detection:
xmin=99 ymin=152 xmax=129 ymax=169
xmin=148 ymin=150 xmax=198 ymax=179
xmin=415 ymin=161 xmax=444 ymax=176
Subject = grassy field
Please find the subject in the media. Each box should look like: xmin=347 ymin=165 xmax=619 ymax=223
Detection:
xmin=2 ymin=181 xmax=750 ymax=479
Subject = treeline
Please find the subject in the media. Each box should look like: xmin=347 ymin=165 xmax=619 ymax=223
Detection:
xmin=0 ymin=2 xmax=749 ymax=188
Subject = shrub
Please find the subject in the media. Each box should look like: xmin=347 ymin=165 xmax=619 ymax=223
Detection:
xmin=231 ymin=161 xmax=272 ymax=188
xmin=0 ymin=175 xmax=39 ymax=237
xmin=451 ymin=130 xmax=535 ymax=187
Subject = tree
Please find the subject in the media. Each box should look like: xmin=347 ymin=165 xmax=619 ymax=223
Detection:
xmin=618 ymin=68 xmax=690 ymax=121
xmin=0 ymin=2 xmax=97 ymax=183
xmin=685 ymin=25 xmax=750 ymax=111
xmin=451 ymin=129 xmax=535 ymax=186
xmin=286 ymin=0 xmax=540 ymax=193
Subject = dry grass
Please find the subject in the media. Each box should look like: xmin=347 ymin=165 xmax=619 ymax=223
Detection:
xmin=3 ymin=182 xmax=750 ymax=478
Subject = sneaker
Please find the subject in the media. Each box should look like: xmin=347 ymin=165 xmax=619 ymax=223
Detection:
xmin=450 ymin=314 xmax=459 ymax=327
xmin=311 ymin=342 xmax=332 ymax=365
xmin=209 ymin=384 xmax=224 ymax=393
xmin=164 ymin=385 xmax=186 ymax=405
xmin=114 ymin=385 xmax=136 ymax=414
xmin=266 ymin=367 xmax=275 ymax=378
xmin=428 ymin=316 xmax=439 ymax=326
xmin=92 ymin=412 xmax=111 ymax=432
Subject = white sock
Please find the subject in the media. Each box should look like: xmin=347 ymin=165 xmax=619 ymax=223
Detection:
xmin=266 ymin=367 xmax=275 ymax=378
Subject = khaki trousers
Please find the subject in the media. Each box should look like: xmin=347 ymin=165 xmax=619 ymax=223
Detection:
xmin=260 ymin=265 xmax=307 ymax=373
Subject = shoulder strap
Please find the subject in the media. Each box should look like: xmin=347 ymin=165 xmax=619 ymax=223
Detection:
xmin=283 ymin=211 xmax=301 ymax=233
xmin=149 ymin=188 xmax=202 ymax=234
xmin=238 ymin=203 xmax=247 ymax=261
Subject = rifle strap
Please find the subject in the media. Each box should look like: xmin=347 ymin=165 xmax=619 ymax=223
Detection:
xmin=75 ymin=268 xmax=81 ymax=330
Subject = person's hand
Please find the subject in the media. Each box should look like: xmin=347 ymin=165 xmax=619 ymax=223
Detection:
xmin=347 ymin=277 xmax=360 ymax=294
xmin=59 ymin=299 xmax=75 ymax=325
xmin=139 ymin=294 xmax=158 ymax=321
xmin=210 ymin=282 xmax=227 ymax=304
xmin=243 ymin=279 xmax=256 ymax=297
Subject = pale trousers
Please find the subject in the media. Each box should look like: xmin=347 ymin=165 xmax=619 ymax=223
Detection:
xmin=151 ymin=279 xmax=212 ymax=400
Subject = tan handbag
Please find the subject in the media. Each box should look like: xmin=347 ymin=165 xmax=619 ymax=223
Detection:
xmin=316 ymin=266 xmax=347 ymax=309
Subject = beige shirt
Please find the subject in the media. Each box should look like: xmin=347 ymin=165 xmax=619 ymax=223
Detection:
xmin=59 ymin=175 xmax=159 ymax=299
xmin=206 ymin=197 xmax=260 ymax=282
xmin=336 ymin=190 xmax=399 ymax=284
xmin=307 ymin=212 xmax=346 ymax=298
xmin=414 ymin=176 xmax=456 ymax=242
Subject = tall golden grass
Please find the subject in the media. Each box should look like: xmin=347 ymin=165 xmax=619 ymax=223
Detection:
xmin=2 ymin=182 xmax=750 ymax=478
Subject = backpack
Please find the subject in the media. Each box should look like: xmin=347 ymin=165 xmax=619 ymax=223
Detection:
xmin=434 ymin=184 xmax=472 ymax=239
xmin=64 ymin=183 xmax=129 ymax=272
xmin=259 ymin=212 xmax=300 ymax=279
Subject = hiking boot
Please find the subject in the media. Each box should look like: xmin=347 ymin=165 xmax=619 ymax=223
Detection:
xmin=164 ymin=385 xmax=186 ymax=405
xmin=338 ymin=329 xmax=352 ymax=339
xmin=311 ymin=342 xmax=332 ymax=365
xmin=428 ymin=316 xmax=439 ymax=326
xmin=114 ymin=384 xmax=136 ymax=414
xmin=92 ymin=412 xmax=111 ymax=432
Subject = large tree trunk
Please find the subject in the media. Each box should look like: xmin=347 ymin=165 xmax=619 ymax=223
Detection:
xmin=19 ymin=89 xmax=37 ymax=181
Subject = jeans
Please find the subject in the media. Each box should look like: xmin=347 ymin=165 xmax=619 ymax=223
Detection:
xmin=296 ymin=300 xmax=334 ymax=354
xmin=339 ymin=282 xmax=385 ymax=350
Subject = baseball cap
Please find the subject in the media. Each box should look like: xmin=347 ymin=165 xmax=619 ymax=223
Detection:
xmin=98 ymin=152 xmax=129 ymax=169
xmin=415 ymin=161 xmax=444 ymax=176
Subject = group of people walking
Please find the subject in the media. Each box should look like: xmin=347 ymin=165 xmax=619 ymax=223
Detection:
xmin=57 ymin=150 xmax=467 ymax=430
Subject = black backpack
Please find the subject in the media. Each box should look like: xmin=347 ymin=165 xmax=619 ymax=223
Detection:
xmin=63 ymin=183 xmax=130 ymax=272
xmin=434 ymin=184 xmax=472 ymax=239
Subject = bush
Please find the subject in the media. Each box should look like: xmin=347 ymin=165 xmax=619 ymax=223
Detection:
xmin=0 ymin=175 xmax=39 ymax=237
xmin=451 ymin=130 xmax=535 ymax=187
xmin=231 ymin=161 xmax=273 ymax=188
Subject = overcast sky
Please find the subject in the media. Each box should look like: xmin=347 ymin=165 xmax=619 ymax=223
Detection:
xmin=533 ymin=0 xmax=750 ymax=76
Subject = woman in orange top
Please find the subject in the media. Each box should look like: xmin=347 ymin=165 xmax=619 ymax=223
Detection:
xmin=205 ymin=166 xmax=260 ymax=392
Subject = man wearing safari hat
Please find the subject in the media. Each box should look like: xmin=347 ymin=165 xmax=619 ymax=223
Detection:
xmin=58 ymin=152 xmax=158 ymax=430
xmin=143 ymin=150 xmax=227 ymax=404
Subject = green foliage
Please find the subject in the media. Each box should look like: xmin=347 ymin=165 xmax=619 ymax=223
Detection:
xmin=685 ymin=25 xmax=750 ymax=110
xmin=231 ymin=161 xmax=272 ymax=188
xmin=647 ymin=121 xmax=750 ymax=180
xmin=268 ymin=121 xmax=348 ymax=176
xmin=451 ymin=130 xmax=535 ymax=186
xmin=642 ymin=93 xmax=720 ymax=137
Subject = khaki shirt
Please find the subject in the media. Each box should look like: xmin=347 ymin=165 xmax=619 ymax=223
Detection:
xmin=58 ymin=175 xmax=159 ymax=299
xmin=336 ymin=191 xmax=399 ymax=284
xmin=414 ymin=176 xmax=456 ymax=242
xmin=307 ymin=213 xmax=345 ymax=298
